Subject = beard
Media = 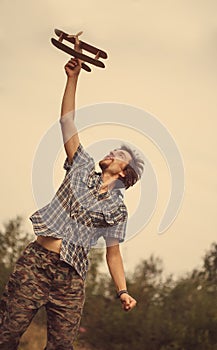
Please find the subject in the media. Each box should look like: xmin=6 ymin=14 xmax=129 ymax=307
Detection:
xmin=99 ymin=159 xmax=125 ymax=189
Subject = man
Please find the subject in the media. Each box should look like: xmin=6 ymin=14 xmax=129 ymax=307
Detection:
xmin=0 ymin=49 xmax=144 ymax=349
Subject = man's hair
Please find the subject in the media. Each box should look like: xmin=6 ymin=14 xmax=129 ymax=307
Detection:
xmin=118 ymin=144 xmax=145 ymax=189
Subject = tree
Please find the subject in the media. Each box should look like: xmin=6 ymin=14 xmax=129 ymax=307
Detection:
xmin=1 ymin=217 xmax=217 ymax=350
xmin=79 ymin=245 xmax=217 ymax=350
xmin=0 ymin=216 xmax=32 ymax=295
xmin=80 ymin=254 xmax=166 ymax=350
xmin=201 ymin=242 xmax=217 ymax=284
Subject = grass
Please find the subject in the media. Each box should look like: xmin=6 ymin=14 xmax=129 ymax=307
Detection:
xmin=18 ymin=322 xmax=46 ymax=350
xmin=18 ymin=320 xmax=91 ymax=350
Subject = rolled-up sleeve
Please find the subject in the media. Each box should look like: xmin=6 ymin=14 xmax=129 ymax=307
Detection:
xmin=63 ymin=143 xmax=95 ymax=172
xmin=103 ymin=219 xmax=127 ymax=245
xmin=102 ymin=204 xmax=128 ymax=244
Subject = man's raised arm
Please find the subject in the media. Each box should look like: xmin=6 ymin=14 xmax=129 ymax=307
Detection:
xmin=60 ymin=55 xmax=81 ymax=163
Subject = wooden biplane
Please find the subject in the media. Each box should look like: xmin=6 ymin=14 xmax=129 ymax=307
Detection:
xmin=51 ymin=29 xmax=108 ymax=72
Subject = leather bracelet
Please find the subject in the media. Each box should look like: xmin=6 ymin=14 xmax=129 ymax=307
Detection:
xmin=117 ymin=290 xmax=129 ymax=298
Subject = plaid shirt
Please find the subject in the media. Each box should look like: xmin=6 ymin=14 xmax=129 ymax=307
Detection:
xmin=30 ymin=144 xmax=128 ymax=280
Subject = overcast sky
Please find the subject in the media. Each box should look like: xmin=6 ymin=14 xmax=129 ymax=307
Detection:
xmin=1 ymin=0 xmax=217 ymax=278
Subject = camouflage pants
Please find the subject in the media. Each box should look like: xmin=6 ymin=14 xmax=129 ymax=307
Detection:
xmin=0 ymin=241 xmax=85 ymax=350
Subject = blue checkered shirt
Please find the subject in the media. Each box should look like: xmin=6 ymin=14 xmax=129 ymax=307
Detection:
xmin=29 ymin=144 xmax=128 ymax=279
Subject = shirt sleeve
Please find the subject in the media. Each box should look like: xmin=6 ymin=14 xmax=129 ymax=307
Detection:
xmin=63 ymin=143 xmax=95 ymax=172
xmin=102 ymin=219 xmax=127 ymax=244
xmin=102 ymin=204 xmax=128 ymax=244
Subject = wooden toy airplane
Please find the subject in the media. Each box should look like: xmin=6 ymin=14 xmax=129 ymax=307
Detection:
xmin=51 ymin=29 xmax=108 ymax=72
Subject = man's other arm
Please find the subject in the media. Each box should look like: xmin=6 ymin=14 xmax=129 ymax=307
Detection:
xmin=106 ymin=238 xmax=137 ymax=312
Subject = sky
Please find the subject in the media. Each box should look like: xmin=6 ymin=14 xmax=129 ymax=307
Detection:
xmin=1 ymin=0 xmax=217 ymax=279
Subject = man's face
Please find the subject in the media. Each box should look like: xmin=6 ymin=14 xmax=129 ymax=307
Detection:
xmin=99 ymin=149 xmax=132 ymax=177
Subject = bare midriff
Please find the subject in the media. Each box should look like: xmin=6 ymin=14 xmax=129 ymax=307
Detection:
xmin=35 ymin=185 xmax=109 ymax=254
xmin=36 ymin=236 xmax=62 ymax=254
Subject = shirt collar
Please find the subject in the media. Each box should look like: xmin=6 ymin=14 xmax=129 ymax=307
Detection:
xmin=85 ymin=170 xmax=125 ymax=200
xmin=86 ymin=170 xmax=102 ymax=189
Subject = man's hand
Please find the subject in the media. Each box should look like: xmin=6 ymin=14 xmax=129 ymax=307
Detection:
xmin=120 ymin=293 xmax=137 ymax=312
xmin=64 ymin=58 xmax=81 ymax=77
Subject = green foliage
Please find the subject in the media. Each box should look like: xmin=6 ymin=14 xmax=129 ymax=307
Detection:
xmin=195 ymin=242 xmax=217 ymax=286
xmin=1 ymin=217 xmax=217 ymax=349
xmin=80 ymin=246 xmax=217 ymax=350
xmin=0 ymin=216 xmax=32 ymax=295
